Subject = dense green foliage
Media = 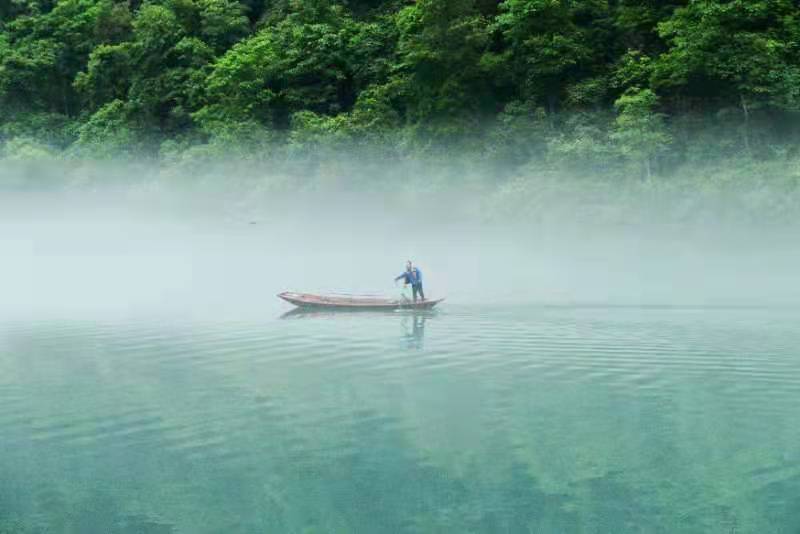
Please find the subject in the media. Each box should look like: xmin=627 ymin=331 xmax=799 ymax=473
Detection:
xmin=1 ymin=0 xmax=799 ymax=192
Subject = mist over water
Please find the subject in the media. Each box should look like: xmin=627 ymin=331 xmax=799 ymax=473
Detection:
xmin=2 ymin=164 xmax=800 ymax=533
xmin=2 ymin=165 xmax=799 ymax=321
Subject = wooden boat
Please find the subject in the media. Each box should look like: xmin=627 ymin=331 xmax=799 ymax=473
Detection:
xmin=278 ymin=291 xmax=444 ymax=311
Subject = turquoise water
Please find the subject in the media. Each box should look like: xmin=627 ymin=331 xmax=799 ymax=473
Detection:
xmin=2 ymin=305 xmax=800 ymax=533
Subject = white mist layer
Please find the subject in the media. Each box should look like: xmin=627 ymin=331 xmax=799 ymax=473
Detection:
xmin=1 ymin=184 xmax=799 ymax=322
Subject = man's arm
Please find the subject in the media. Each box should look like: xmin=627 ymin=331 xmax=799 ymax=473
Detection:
xmin=394 ymin=273 xmax=406 ymax=282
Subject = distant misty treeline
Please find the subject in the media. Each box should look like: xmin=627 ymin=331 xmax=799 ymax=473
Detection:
xmin=1 ymin=0 xmax=799 ymax=196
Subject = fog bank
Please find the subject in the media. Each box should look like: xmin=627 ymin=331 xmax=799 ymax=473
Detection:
xmin=2 ymin=169 xmax=799 ymax=321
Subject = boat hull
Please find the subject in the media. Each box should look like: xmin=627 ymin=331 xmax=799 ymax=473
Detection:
xmin=278 ymin=292 xmax=443 ymax=311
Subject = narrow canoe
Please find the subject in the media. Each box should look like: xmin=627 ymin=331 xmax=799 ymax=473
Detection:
xmin=278 ymin=291 xmax=444 ymax=310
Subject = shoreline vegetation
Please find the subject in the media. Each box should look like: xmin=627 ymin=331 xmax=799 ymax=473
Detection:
xmin=1 ymin=0 xmax=799 ymax=221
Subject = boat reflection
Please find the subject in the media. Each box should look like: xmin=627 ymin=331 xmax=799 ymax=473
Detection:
xmin=280 ymin=308 xmax=438 ymax=320
xmin=279 ymin=308 xmax=435 ymax=349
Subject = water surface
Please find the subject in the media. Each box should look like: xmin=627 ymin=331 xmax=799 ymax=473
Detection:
xmin=2 ymin=305 xmax=799 ymax=533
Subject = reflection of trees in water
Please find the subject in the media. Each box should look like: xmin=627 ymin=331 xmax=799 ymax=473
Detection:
xmin=266 ymin=405 xmax=573 ymax=533
xmin=0 ymin=324 xmax=574 ymax=533
xmin=4 ymin=322 xmax=800 ymax=533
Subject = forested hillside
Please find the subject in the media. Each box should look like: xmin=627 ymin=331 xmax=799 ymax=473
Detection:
xmin=1 ymin=0 xmax=799 ymax=196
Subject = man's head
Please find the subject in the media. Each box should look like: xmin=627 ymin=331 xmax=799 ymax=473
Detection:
xmin=406 ymin=260 xmax=413 ymax=271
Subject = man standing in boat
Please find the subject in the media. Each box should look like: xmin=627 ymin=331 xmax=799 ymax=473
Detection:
xmin=395 ymin=261 xmax=425 ymax=302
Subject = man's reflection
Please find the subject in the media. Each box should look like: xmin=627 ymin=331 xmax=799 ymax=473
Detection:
xmin=403 ymin=313 xmax=426 ymax=350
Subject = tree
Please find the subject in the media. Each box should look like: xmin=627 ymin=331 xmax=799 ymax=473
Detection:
xmin=485 ymin=100 xmax=550 ymax=169
xmin=0 ymin=0 xmax=124 ymax=115
xmin=0 ymin=37 xmax=62 ymax=111
xmin=197 ymin=0 xmax=372 ymax=129
xmin=394 ymin=0 xmax=492 ymax=135
xmin=612 ymin=0 xmax=685 ymax=55
xmin=611 ymin=88 xmax=671 ymax=180
xmin=72 ymin=99 xmax=140 ymax=157
xmin=492 ymin=0 xmax=609 ymax=113
xmin=548 ymin=111 xmax=615 ymax=172
xmin=2 ymin=0 xmax=800 ymax=177
xmin=75 ymin=2 xmax=221 ymax=142
xmin=74 ymin=43 xmax=134 ymax=109
xmin=167 ymin=0 xmax=249 ymax=53
xmin=653 ymin=0 xmax=800 ymax=152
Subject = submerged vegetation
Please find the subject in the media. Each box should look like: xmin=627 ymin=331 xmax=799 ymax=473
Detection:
xmin=1 ymin=0 xmax=799 ymax=219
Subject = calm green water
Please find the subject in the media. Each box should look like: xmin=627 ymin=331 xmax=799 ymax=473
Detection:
xmin=2 ymin=305 xmax=800 ymax=533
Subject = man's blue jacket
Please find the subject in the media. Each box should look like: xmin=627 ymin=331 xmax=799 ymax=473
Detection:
xmin=395 ymin=268 xmax=423 ymax=286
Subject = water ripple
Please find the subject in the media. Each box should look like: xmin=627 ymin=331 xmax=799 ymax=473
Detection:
xmin=2 ymin=307 xmax=800 ymax=532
